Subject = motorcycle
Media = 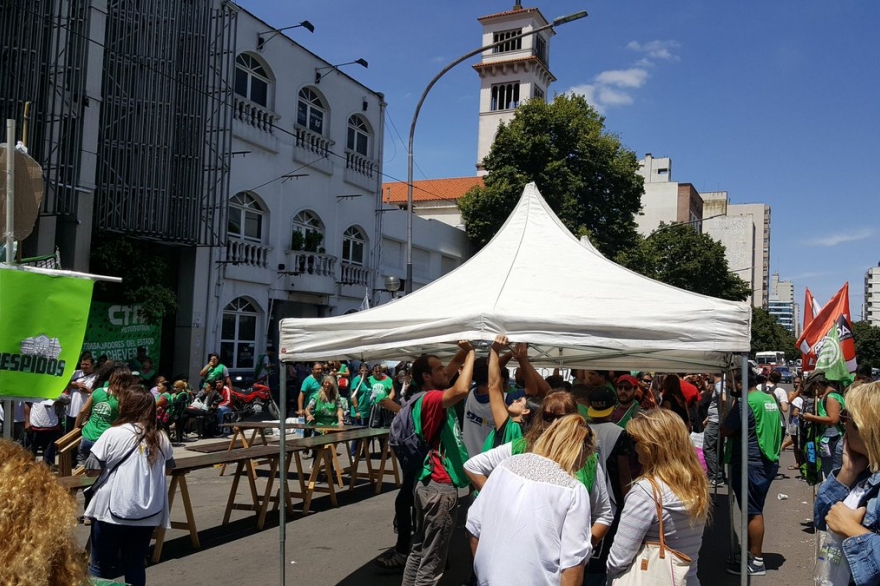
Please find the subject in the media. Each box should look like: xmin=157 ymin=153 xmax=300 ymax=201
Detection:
xmin=230 ymin=381 xmax=281 ymax=421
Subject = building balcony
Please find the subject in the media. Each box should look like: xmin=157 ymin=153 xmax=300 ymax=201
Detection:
xmin=224 ymin=239 xmax=272 ymax=284
xmin=339 ymin=262 xmax=370 ymax=287
xmin=286 ymin=250 xmax=337 ymax=295
xmin=343 ymin=150 xmax=377 ymax=190
xmin=293 ymin=125 xmax=334 ymax=175
xmin=233 ymin=97 xmax=280 ymax=153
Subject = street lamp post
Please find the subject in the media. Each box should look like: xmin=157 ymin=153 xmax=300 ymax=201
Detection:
xmin=405 ymin=10 xmax=588 ymax=294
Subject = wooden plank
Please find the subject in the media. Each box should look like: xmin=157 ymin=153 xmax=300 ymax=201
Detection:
xmin=57 ymin=474 xmax=95 ymax=492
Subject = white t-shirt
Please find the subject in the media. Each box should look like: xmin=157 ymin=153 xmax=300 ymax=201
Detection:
xmin=84 ymin=423 xmax=174 ymax=528
xmin=773 ymin=387 xmax=789 ymax=428
xmin=68 ymin=370 xmax=98 ymax=417
xmin=467 ymin=453 xmax=591 ymax=585
xmin=462 ymin=389 xmax=494 ymax=458
xmin=28 ymin=400 xmax=59 ymax=428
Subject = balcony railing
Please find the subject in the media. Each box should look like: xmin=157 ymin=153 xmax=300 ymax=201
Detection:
xmin=226 ymin=239 xmax=270 ymax=268
xmin=345 ymin=151 xmax=374 ymax=178
xmin=295 ymin=126 xmax=332 ymax=158
xmin=339 ymin=262 xmax=369 ymax=287
xmin=289 ymin=250 xmax=336 ymax=278
xmin=233 ymin=97 xmax=275 ymax=134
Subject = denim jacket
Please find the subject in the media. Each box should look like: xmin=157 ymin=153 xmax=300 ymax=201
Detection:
xmin=814 ymin=468 xmax=880 ymax=586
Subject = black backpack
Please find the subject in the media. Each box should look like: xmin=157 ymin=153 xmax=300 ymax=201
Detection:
xmin=389 ymin=391 xmax=429 ymax=476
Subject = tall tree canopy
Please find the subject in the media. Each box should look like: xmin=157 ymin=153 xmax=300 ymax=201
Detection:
xmin=749 ymin=307 xmax=797 ymax=357
xmin=458 ymin=93 xmax=644 ymax=259
xmin=616 ymin=223 xmax=752 ymax=302
xmin=852 ymin=320 xmax=880 ymax=369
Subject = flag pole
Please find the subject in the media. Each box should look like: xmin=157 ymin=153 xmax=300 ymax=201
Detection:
xmin=3 ymin=119 xmax=16 ymax=438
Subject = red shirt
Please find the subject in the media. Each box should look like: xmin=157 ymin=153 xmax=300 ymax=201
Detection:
xmin=219 ymin=386 xmax=232 ymax=408
xmin=420 ymin=390 xmax=452 ymax=484
xmin=680 ymin=380 xmax=700 ymax=406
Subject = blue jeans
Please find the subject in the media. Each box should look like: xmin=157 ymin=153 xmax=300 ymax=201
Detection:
xmin=89 ymin=521 xmax=155 ymax=586
xmin=216 ymin=405 xmax=231 ymax=429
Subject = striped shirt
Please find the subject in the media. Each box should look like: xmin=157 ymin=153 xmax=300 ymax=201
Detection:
xmin=607 ymin=478 xmax=706 ymax=586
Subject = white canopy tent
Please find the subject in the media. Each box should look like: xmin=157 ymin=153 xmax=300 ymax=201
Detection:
xmin=279 ymin=183 xmax=751 ymax=370
xmin=276 ymin=183 xmax=755 ymax=584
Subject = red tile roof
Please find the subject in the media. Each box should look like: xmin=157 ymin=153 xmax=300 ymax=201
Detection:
xmin=477 ymin=7 xmax=540 ymax=22
xmin=382 ymin=177 xmax=484 ymax=204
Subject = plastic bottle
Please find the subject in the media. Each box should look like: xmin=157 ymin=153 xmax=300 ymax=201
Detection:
xmin=814 ymin=530 xmax=846 ymax=586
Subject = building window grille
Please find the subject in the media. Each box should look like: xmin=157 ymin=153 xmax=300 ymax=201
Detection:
xmin=493 ymin=29 xmax=522 ymax=53
xmin=342 ymin=226 xmax=367 ymax=265
xmin=235 ymin=54 xmax=270 ymax=107
xmin=221 ymin=297 xmax=259 ymax=369
xmin=347 ymin=115 xmax=370 ymax=156
xmin=491 ymin=82 xmax=520 ymax=111
xmin=228 ymin=192 xmax=265 ymax=242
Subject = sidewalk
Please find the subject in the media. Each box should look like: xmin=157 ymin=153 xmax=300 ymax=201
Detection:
xmin=73 ymin=443 xmax=819 ymax=585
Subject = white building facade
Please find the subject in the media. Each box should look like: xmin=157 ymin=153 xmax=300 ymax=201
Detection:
xmin=768 ymin=273 xmax=798 ymax=336
xmin=634 ymin=154 xmax=703 ymax=236
xmin=865 ymin=264 xmax=880 ymax=327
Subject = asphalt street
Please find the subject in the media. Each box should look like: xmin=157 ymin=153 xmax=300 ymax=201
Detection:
xmin=72 ymin=386 xmax=820 ymax=585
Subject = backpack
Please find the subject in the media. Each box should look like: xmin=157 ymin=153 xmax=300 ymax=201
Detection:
xmin=389 ymin=391 xmax=429 ymax=476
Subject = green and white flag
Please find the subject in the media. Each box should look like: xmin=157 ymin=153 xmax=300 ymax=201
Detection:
xmin=814 ymin=315 xmax=856 ymax=387
xmin=0 ymin=267 xmax=94 ymax=399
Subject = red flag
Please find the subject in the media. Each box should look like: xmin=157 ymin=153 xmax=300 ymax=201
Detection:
xmin=796 ymin=283 xmax=857 ymax=379
xmin=802 ymin=288 xmax=818 ymax=372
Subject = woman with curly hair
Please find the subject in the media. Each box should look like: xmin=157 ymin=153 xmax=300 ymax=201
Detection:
xmin=0 ymin=439 xmax=88 ymax=585
xmin=467 ymin=414 xmax=595 ymax=585
xmin=607 ymin=408 xmax=710 ymax=586
xmin=84 ymin=388 xmax=175 ymax=586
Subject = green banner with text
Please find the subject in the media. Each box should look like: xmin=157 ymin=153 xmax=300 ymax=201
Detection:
xmin=0 ymin=268 xmax=95 ymax=399
xmin=82 ymin=301 xmax=161 ymax=373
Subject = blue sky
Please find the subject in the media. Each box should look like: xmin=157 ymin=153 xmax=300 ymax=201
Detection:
xmin=238 ymin=0 xmax=880 ymax=319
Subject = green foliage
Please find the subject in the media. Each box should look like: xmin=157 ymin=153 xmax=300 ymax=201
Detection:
xmin=852 ymin=320 xmax=880 ymax=369
xmin=458 ymin=93 xmax=644 ymax=260
xmin=90 ymin=235 xmax=178 ymax=324
xmin=615 ymin=223 xmax=752 ymax=302
xmin=750 ymin=307 xmax=797 ymax=356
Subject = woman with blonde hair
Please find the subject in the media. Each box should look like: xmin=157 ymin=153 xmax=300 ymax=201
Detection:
xmin=814 ymin=381 xmax=880 ymax=585
xmin=466 ymin=414 xmax=594 ymax=585
xmin=607 ymin=408 xmax=709 ymax=586
xmin=305 ymin=374 xmax=345 ymax=427
xmin=0 ymin=440 xmax=88 ymax=585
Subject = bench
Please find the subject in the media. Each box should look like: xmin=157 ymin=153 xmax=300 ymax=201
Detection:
xmin=152 ymin=444 xmax=282 ymax=563
xmin=57 ymin=474 xmax=96 ymax=493
xmin=54 ymin=428 xmax=82 ymax=477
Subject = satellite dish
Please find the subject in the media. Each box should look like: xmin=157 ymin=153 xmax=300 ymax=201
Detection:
xmin=0 ymin=143 xmax=44 ymax=241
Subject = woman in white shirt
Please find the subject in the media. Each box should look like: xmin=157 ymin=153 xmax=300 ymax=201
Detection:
xmin=467 ymin=414 xmax=594 ymax=586
xmin=607 ymin=409 xmax=709 ymax=586
xmin=85 ymin=388 xmax=175 ymax=586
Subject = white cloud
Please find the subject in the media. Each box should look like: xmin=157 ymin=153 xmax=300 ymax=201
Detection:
xmin=595 ymin=68 xmax=648 ymax=89
xmin=809 ymin=228 xmax=875 ymax=247
xmin=626 ymin=40 xmax=681 ymax=62
xmin=430 ymin=56 xmax=445 ymax=64
xmin=566 ymin=40 xmax=679 ymax=111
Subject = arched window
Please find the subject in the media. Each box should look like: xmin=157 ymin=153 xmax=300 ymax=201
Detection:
xmin=235 ymin=54 xmax=270 ymax=107
xmin=220 ymin=297 xmax=259 ymax=369
xmin=291 ymin=210 xmax=324 ymax=251
xmin=228 ymin=192 xmax=265 ymax=242
xmin=297 ymin=87 xmax=326 ymax=134
xmin=347 ymin=115 xmax=370 ymax=156
xmin=342 ymin=226 xmax=367 ymax=265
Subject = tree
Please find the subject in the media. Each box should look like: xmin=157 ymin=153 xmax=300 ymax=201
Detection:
xmin=458 ymin=93 xmax=644 ymax=260
xmin=852 ymin=320 xmax=880 ymax=369
xmin=90 ymin=235 xmax=178 ymax=324
xmin=615 ymin=223 xmax=752 ymax=302
xmin=750 ymin=307 xmax=797 ymax=356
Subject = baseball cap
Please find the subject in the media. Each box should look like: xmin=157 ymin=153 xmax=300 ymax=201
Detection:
xmin=504 ymin=388 xmax=527 ymax=406
xmin=616 ymin=374 xmax=639 ymax=388
xmin=588 ymin=385 xmax=617 ymax=419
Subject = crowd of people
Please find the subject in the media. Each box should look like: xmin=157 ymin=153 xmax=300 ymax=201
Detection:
xmin=4 ymin=340 xmax=880 ymax=586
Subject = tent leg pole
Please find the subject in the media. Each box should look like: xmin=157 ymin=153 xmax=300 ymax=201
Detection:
xmin=3 ymin=119 xmax=15 ymax=440
xmin=740 ymin=353 xmax=749 ymax=585
xmin=279 ymin=361 xmax=287 ymax=585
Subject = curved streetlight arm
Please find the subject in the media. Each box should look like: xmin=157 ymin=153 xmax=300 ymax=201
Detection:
xmin=405 ymin=11 xmax=588 ymax=294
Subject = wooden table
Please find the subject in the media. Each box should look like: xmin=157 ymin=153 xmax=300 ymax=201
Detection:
xmin=57 ymin=474 xmax=96 ymax=493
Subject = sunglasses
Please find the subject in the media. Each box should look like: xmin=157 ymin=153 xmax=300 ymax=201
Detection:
xmin=542 ymin=411 xmax=565 ymax=424
xmin=641 ymin=378 xmax=652 ymax=383
xmin=616 ymin=384 xmax=635 ymax=391
xmin=840 ymin=409 xmax=858 ymax=430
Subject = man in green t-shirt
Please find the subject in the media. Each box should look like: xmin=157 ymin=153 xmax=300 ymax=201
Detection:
xmin=297 ymin=362 xmax=324 ymax=417
xmin=721 ymin=371 xmax=782 ymax=577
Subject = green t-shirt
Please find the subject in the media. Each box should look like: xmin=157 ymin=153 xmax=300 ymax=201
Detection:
xmin=300 ymin=375 xmax=322 ymax=407
xmin=81 ymin=388 xmax=120 ymax=442
xmin=749 ymin=390 xmax=783 ymax=462
xmin=308 ymin=395 xmax=343 ymax=426
xmin=482 ymin=417 xmax=524 ymax=452
xmin=350 ymin=375 xmax=372 ymax=417
xmin=818 ymin=392 xmax=845 ymax=437
xmin=369 ymin=375 xmax=393 ymax=401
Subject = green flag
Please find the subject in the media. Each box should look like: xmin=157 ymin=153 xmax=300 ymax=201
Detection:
xmin=814 ymin=316 xmax=855 ymax=387
xmin=0 ymin=268 xmax=94 ymax=399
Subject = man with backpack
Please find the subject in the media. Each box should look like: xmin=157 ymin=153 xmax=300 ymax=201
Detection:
xmin=388 ymin=342 xmax=475 ymax=585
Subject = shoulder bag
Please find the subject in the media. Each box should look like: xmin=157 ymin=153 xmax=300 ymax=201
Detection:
xmin=611 ymin=478 xmax=693 ymax=586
